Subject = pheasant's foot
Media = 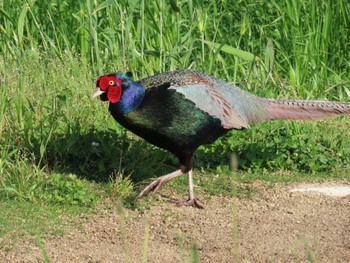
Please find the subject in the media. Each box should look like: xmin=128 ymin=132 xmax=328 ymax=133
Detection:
xmin=136 ymin=178 xmax=164 ymax=199
xmin=136 ymin=169 xmax=184 ymax=200
xmin=174 ymin=197 xmax=204 ymax=209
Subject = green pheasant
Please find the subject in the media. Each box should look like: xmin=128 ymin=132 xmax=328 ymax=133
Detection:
xmin=93 ymin=70 xmax=350 ymax=208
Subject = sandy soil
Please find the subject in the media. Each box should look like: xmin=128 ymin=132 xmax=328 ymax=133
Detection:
xmin=1 ymin=182 xmax=350 ymax=263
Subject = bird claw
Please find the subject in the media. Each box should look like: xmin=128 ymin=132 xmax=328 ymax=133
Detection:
xmin=136 ymin=169 xmax=184 ymax=201
xmin=135 ymin=170 xmax=203 ymax=208
xmin=136 ymin=178 xmax=164 ymax=200
xmin=173 ymin=197 xmax=204 ymax=209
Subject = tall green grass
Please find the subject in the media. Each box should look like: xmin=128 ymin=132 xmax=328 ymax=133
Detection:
xmin=0 ymin=0 xmax=349 ymax=208
xmin=1 ymin=0 xmax=350 ymax=95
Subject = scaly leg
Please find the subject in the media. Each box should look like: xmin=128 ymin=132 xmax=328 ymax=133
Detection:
xmin=136 ymin=169 xmax=204 ymax=208
xmin=136 ymin=169 xmax=183 ymax=199
xmin=175 ymin=169 xmax=204 ymax=209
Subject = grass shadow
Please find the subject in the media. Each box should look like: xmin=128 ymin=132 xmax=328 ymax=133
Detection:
xmin=41 ymin=128 xmax=289 ymax=184
xmin=41 ymin=129 xmax=177 ymax=184
xmin=34 ymin=121 xmax=316 ymax=184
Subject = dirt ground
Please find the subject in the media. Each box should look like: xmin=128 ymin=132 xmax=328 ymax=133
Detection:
xmin=1 ymin=182 xmax=350 ymax=263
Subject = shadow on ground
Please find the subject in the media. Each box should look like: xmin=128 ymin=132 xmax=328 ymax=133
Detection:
xmin=39 ymin=129 xmax=174 ymax=183
xmin=38 ymin=129 xmax=281 ymax=184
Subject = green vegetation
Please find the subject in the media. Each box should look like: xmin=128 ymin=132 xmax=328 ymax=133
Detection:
xmin=0 ymin=0 xmax=349 ymax=244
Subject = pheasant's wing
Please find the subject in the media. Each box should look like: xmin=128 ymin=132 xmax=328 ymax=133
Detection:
xmin=169 ymin=83 xmax=248 ymax=129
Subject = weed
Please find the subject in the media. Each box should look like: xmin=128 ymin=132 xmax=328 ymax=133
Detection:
xmin=107 ymin=170 xmax=135 ymax=200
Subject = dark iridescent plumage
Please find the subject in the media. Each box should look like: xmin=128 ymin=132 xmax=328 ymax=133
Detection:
xmin=94 ymin=70 xmax=350 ymax=208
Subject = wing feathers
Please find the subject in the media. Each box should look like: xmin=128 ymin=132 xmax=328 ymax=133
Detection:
xmin=169 ymin=84 xmax=248 ymax=129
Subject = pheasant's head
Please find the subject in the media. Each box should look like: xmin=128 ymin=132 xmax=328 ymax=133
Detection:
xmin=93 ymin=72 xmax=145 ymax=114
xmin=93 ymin=72 xmax=133 ymax=103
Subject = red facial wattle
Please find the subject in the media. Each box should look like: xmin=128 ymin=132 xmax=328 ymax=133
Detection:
xmin=107 ymin=85 xmax=122 ymax=103
xmin=97 ymin=76 xmax=123 ymax=103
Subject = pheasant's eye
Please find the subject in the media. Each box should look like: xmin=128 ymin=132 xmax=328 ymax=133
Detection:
xmin=109 ymin=80 xmax=115 ymax=86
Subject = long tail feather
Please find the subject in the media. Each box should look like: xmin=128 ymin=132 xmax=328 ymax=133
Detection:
xmin=267 ymin=99 xmax=350 ymax=121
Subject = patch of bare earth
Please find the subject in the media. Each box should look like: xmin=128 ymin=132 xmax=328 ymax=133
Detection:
xmin=1 ymin=182 xmax=350 ymax=262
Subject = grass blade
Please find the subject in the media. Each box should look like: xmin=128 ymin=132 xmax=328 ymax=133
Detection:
xmin=17 ymin=3 xmax=28 ymax=47
xmin=264 ymin=38 xmax=274 ymax=73
xmin=204 ymin=40 xmax=258 ymax=62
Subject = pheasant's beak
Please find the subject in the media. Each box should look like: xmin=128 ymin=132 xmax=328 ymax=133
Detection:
xmin=92 ymin=87 xmax=105 ymax=99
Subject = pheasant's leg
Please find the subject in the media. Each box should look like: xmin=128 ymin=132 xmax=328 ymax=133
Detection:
xmin=187 ymin=169 xmax=195 ymax=200
xmin=175 ymin=170 xmax=204 ymax=209
xmin=136 ymin=169 xmax=183 ymax=199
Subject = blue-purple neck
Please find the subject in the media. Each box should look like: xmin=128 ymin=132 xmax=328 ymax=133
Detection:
xmin=110 ymin=81 xmax=145 ymax=114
